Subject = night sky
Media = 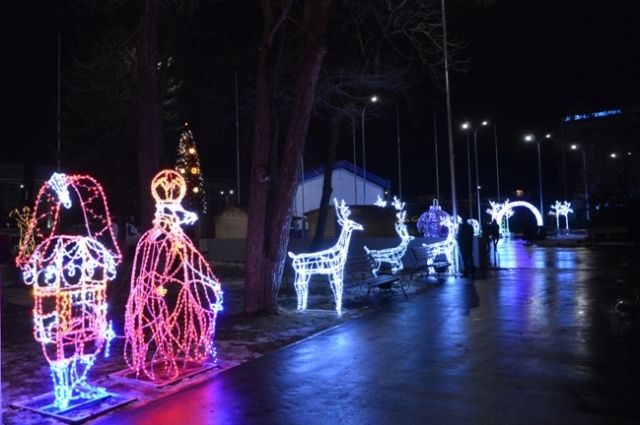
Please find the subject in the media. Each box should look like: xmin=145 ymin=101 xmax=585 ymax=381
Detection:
xmin=2 ymin=0 xmax=638 ymax=205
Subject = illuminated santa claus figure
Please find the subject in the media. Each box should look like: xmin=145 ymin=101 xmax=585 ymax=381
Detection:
xmin=125 ymin=169 xmax=223 ymax=382
xmin=15 ymin=173 xmax=121 ymax=410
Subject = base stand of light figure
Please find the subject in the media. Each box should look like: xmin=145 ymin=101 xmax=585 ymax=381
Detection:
xmin=15 ymin=173 xmax=121 ymax=411
xmin=288 ymin=199 xmax=363 ymax=314
xmin=125 ymin=170 xmax=223 ymax=383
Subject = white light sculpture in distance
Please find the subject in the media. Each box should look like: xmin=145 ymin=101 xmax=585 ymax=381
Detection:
xmin=549 ymin=200 xmax=573 ymax=231
xmin=491 ymin=200 xmax=543 ymax=230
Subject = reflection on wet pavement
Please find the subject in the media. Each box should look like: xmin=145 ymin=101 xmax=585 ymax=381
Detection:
xmin=93 ymin=239 xmax=640 ymax=425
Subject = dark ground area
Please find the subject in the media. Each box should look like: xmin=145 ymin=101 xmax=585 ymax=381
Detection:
xmin=2 ymin=238 xmax=640 ymax=424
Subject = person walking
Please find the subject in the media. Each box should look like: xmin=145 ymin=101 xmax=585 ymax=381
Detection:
xmin=457 ymin=218 xmax=476 ymax=278
xmin=489 ymin=219 xmax=500 ymax=252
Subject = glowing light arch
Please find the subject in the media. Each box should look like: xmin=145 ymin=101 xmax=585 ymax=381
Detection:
xmin=496 ymin=201 xmax=543 ymax=228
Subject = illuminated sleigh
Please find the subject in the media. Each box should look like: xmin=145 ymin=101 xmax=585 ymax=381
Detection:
xmin=15 ymin=173 xmax=121 ymax=411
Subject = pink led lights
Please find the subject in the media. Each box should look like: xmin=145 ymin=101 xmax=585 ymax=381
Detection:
xmin=124 ymin=170 xmax=223 ymax=382
xmin=15 ymin=173 xmax=121 ymax=409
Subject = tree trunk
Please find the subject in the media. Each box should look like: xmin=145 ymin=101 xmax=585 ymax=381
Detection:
xmin=244 ymin=0 xmax=292 ymax=314
xmin=310 ymin=114 xmax=341 ymax=250
xmin=136 ymin=0 xmax=162 ymax=231
xmin=245 ymin=0 xmax=332 ymax=314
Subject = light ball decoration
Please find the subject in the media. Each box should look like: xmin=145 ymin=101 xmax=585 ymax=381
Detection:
xmin=124 ymin=170 xmax=223 ymax=382
xmin=15 ymin=173 xmax=121 ymax=410
xmin=417 ymin=199 xmax=450 ymax=238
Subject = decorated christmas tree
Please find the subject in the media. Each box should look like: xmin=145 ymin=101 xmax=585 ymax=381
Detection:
xmin=176 ymin=124 xmax=206 ymax=214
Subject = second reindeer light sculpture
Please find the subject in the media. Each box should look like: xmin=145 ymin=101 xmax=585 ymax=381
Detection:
xmin=125 ymin=170 xmax=223 ymax=383
xmin=365 ymin=196 xmax=414 ymax=276
xmin=288 ymin=199 xmax=363 ymax=314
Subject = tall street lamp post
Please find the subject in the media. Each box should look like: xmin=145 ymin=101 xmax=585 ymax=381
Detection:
xmin=462 ymin=129 xmax=473 ymax=219
xmin=524 ymin=133 xmax=551 ymax=221
xmin=361 ymin=95 xmax=378 ymax=205
xmin=462 ymin=121 xmax=488 ymax=221
xmin=494 ymin=125 xmax=501 ymax=202
xmin=571 ymin=144 xmax=590 ymax=221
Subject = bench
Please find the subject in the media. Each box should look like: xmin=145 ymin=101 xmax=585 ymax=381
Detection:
xmin=344 ymin=255 xmax=407 ymax=298
xmin=408 ymin=245 xmax=451 ymax=279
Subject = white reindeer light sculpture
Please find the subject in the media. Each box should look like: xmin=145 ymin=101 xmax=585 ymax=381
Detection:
xmin=365 ymin=196 xmax=415 ymax=276
xmin=422 ymin=216 xmax=458 ymax=274
xmin=288 ymin=199 xmax=363 ymax=314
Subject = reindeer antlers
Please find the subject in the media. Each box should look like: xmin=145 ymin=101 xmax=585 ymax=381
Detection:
xmin=333 ymin=198 xmax=351 ymax=223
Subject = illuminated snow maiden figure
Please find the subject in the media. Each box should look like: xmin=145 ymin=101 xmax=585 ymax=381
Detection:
xmin=125 ymin=170 xmax=223 ymax=382
xmin=15 ymin=173 xmax=121 ymax=410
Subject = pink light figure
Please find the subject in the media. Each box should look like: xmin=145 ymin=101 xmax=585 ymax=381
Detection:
xmin=15 ymin=173 xmax=121 ymax=409
xmin=124 ymin=170 xmax=223 ymax=382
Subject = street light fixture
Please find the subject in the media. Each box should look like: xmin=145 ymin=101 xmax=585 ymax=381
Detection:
xmin=361 ymin=95 xmax=379 ymax=205
xmin=570 ymin=144 xmax=590 ymax=221
xmin=462 ymin=120 xmax=489 ymax=221
xmin=524 ymin=133 xmax=551 ymax=220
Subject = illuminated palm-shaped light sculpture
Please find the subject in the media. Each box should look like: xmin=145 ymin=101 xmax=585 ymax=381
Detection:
xmin=15 ymin=173 xmax=121 ymax=410
xmin=365 ymin=196 xmax=415 ymax=276
xmin=125 ymin=170 xmax=223 ymax=382
xmin=10 ymin=206 xmax=35 ymax=256
xmin=288 ymin=199 xmax=363 ymax=314
xmin=549 ymin=200 xmax=573 ymax=232
xmin=486 ymin=199 xmax=514 ymax=236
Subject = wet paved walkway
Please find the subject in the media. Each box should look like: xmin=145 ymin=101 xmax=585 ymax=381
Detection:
xmin=95 ymin=240 xmax=640 ymax=425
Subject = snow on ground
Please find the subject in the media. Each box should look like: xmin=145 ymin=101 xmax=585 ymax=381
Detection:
xmin=1 ymin=261 xmax=430 ymax=424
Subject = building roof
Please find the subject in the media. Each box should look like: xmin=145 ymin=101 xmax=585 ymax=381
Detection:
xmin=301 ymin=160 xmax=391 ymax=189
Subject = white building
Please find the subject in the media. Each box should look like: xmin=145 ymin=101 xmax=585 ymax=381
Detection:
xmin=293 ymin=160 xmax=391 ymax=215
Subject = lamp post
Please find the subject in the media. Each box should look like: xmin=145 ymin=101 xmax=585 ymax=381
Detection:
xmin=462 ymin=128 xmax=473 ymax=218
xmin=524 ymin=133 xmax=551 ymax=221
xmin=440 ymin=0 xmax=458 ymax=219
xmin=462 ymin=120 xmax=488 ymax=221
xmin=361 ymin=95 xmax=378 ymax=205
xmin=570 ymin=144 xmax=590 ymax=222
xmin=352 ymin=112 xmax=357 ymax=204
xmin=494 ymin=125 xmax=501 ymax=202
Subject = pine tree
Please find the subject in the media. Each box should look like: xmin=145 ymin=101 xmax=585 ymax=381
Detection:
xmin=176 ymin=124 xmax=206 ymax=214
